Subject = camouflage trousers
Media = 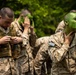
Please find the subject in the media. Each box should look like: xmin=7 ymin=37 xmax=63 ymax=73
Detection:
xmin=0 ymin=57 xmax=18 ymax=75
xmin=15 ymin=55 xmax=34 ymax=75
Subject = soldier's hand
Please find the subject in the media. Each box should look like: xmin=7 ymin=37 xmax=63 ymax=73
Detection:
xmin=22 ymin=17 xmax=31 ymax=34
xmin=65 ymin=31 xmax=74 ymax=45
xmin=11 ymin=37 xmax=23 ymax=44
xmin=23 ymin=16 xmax=30 ymax=28
xmin=23 ymin=24 xmax=30 ymax=34
xmin=0 ymin=36 xmax=11 ymax=44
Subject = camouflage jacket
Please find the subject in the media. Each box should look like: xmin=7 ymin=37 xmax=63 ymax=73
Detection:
xmin=12 ymin=19 xmax=34 ymax=73
xmin=48 ymin=31 xmax=76 ymax=75
xmin=12 ymin=19 xmax=35 ymax=56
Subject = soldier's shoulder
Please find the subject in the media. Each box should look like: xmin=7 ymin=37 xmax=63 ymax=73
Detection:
xmin=48 ymin=32 xmax=64 ymax=47
xmin=49 ymin=31 xmax=63 ymax=40
xmin=11 ymin=19 xmax=18 ymax=25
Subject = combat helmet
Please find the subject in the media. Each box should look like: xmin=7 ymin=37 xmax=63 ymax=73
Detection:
xmin=64 ymin=10 xmax=76 ymax=29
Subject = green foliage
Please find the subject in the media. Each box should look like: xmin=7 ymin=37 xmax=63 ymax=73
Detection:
xmin=0 ymin=0 xmax=76 ymax=37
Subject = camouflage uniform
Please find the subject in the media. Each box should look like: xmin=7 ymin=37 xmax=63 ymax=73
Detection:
xmin=0 ymin=26 xmax=18 ymax=75
xmin=34 ymin=20 xmax=65 ymax=75
xmin=34 ymin=36 xmax=51 ymax=75
xmin=48 ymin=31 xmax=76 ymax=75
xmin=11 ymin=19 xmax=36 ymax=75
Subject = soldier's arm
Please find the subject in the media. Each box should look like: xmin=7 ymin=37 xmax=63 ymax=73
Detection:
xmin=11 ymin=22 xmax=29 ymax=46
xmin=48 ymin=31 xmax=73 ymax=63
xmin=55 ymin=20 xmax=65 ymax=33
xmin=34 ymin=43 xmax=49 ymax=75
xmin=21 ymin=29 xmax=29 ymax=46
xmin=48 ymin=42 xmax=69 ymax=63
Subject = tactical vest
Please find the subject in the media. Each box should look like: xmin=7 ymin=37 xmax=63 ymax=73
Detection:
xmin=0 ymin=26 xmax=21 ymax=57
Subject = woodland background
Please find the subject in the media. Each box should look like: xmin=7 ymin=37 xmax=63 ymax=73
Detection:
xmin=0 ymin=0 xmax=76 ymax=37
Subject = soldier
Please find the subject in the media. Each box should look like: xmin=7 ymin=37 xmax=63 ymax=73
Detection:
xmin=34 ymin=20 xmax=65 ymax=75
xmin=48 ymin=10 xmax=76 ymax=75
xmin=33 ymin=36 xmax=51 ymax=75
xmin=34 ymin=10 xmax=75 ymax=75
xmin=0 ymin=7 xmax=22 ymax=75
xmin=11 ymin=9 xmax=37 ymax=75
